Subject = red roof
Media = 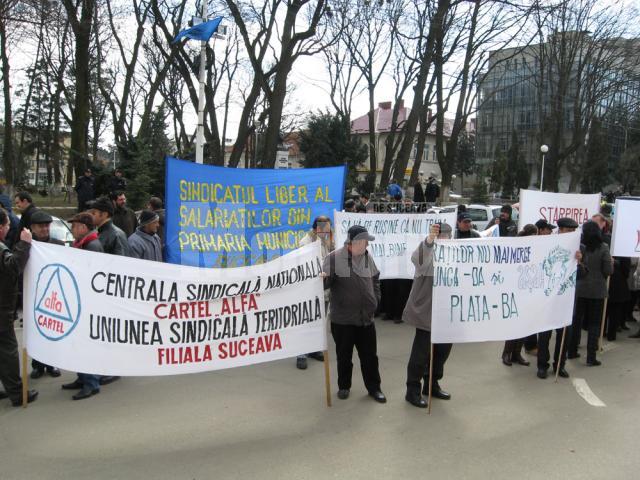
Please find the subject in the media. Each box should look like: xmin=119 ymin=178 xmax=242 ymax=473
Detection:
xmin=351 ymin=101 xmax=454 ymax=137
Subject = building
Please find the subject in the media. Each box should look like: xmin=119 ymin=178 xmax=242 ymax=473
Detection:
xmin=476 ymin=33 xmax=640 ymax=192
xmin=350 ymin=100 xmax=453 ymax=185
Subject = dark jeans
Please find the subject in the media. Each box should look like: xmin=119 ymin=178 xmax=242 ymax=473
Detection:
xmin=77 ymin=373 xmax=100 ymax=391
xmin=524 ymin=334 xmax=538 ymax=351
xmin=0 ymin=327 xmax=22 ymax=402
xmin=607 ymin=302 xmax=626 ymax=341
xmin=570 ymin=298 xmax=604 ymax=362
xmin=330 ymin=323 xmax=381 ymax=392
xmin=502 ymin=338 xmax=524 ymax=359
xmin=406 ymin=329 xmax=452 ymax=397
xmin=537 ymin=328 xmax=568 ymax=370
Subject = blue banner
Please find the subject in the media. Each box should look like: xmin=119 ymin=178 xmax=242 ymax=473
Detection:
xmin=165 ymin=157 xmax=346 ymax=267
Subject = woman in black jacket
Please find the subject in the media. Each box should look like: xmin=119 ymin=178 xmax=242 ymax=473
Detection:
xmin=570 ymin=221 xmax=613 ymax=366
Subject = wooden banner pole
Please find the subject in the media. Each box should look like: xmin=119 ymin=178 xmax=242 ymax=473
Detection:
xmin=427 ymin=343 xmax=434 ymax=415
xmin=21 ymin=348 xmax=28 ymax=408
xmin=599 ymin=278 xmax=611 ymax=352
xmin=323 ymin=350 xmax=331 ymax=407
xmin=554 ymin=327 xmax=567 ymax=383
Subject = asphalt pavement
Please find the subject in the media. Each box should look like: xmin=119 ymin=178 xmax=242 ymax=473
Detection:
xmin=2 ymin=318 xmax=639 ymax=480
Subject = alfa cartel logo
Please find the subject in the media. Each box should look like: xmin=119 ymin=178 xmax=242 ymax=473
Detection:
xmin=33 ymin=264 xmax=81 ymax=341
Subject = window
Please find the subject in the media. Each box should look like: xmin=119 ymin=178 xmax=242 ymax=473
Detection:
xmin=468 ymin=208 xmax=488 ymax=221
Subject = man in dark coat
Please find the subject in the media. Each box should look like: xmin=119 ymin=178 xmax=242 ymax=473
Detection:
xmin=28 ymin=211 xmax=64 ymax=379
xmin=110 ymin=191 xmax=138 ymax=237
xmin=61 ymin=213 xmax=105 ymax=400
xmin=14 ymin=191 xmax=37 ymax=232
xmin=87 ymin=197 xmax=130 ymax=256
xmin=424 ymin=176 xmax=440 ymax=203
xmin=108 ymin=169 xmax=127 ymax=194
xmin=0 ymin=186 xmax=19 ymax=248
xmin=486 ymin=204 xmax=517 ymax=237
xmin=0 ymin=208 xmax=38 ymax=406
xmin=323 ymin=225 xmax=386 ymax=404
xmin=74 ymin=168 xmax=95 ymax=212
xmin=455 ymin=212 xmax=481 ymax=239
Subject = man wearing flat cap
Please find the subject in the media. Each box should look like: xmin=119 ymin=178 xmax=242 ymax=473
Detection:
xmin=323 ymin=225 xmax=386 ymax=403
xmin=537 ymin=217 xmax=584 ymax=379
xmin=86 ymin=196 xmax=130 ymax=256
xmin=61 ymin=213 xmax=105 ymax=400
xmin=402 ymin=222 xmax=454 ymax=408
xmin=128 ymin=210 xmax=163 ymax=262
xmin=28 ymin=210 xmax=64 ymax=379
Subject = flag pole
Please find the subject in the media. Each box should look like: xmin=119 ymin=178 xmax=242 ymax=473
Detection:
xmin=599 ymin=278 xmax=611 ymax=352
xmin=195 ymin=0 xmax=208 ymax=165
xmin=427 ymin=343 xmax=434 ymax=415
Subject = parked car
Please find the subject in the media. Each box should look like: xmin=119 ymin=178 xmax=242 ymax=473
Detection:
xmin=466 ymin=204 xmax=519 ymax=231
xmin=49 ymin=215 xmax=74 ymax=246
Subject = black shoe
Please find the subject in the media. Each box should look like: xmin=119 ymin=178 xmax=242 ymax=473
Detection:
xmin=621 ymin=323 xmax=630 ymax=331
xmin=586 ymin=359 xmax=602 ymax=367
xmin=99 ymin=376 xmax=120 ymax=385
xmin=11 ymin=390 xmax=38 ymax=407
xmin=567 ymin=352 xmax=580 ymax=359
xmin=629 ymin=331 xmax=640 ymax=339
xmin=46 ymin=368 xmax=61 ymax=378
xmin=513 ymin=355 xmax=530 ymax=366
xmin=308 ymin=352 xmax=324 ymax=362
xmin=0 ymin=390 xmax=8 ymax=399
xmin=296 ymin=357 xmax=308 ymax=370
xmin=555 ymin=367 xmax=570 ymax=378
xmin=72 ymin=388 xmax=99 ymax=400
xmin=369 ymin=390 xmax=387 ymax=403
xmin=62 ymin=380 xmax=84 ymax=390
xmin=502 ymin=353 xmax=512 ymax=366
xmin=30 ymin=369 xmax=44 ymax=379
xmin=537 ymin=368 xmax=548 ymax=379
xmin=432 ymin=382 xmax=451 ymax=400
xmin=337 ymin=389 xmax=350 ymax=400
xmin=405 ymin=393 xmax=427 ymax=408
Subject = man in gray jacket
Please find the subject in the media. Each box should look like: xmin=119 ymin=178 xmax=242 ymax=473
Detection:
xmin=128 ymin=210 xmax=163 ymax=262
xmin=323 ymin=225 xmax=386 ymax=403
xmin=403 ymin=222 xmax=453 ymax=408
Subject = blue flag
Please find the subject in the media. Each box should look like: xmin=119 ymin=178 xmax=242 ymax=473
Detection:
xmin=172 ymin=17 xmax=223 ymax=44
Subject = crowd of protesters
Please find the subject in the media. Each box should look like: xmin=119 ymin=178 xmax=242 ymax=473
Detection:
xmin=0 ymin=176 xmax=638 ymax=409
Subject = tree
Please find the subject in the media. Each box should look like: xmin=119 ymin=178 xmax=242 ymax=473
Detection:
xmin=581 ymin=117 xmax=610 ymax=193
xmin=118 ymin=105 xmax=174 ymax=209
xmin=299 ymin=112 xmax=367 ymax=192
xmin=501 ymin=130 xmax=529 ymax=198
xmin=532 ymin=0 xmax=637 ymax=191
xmin=454 ymin=129 xmax=476 ymax=192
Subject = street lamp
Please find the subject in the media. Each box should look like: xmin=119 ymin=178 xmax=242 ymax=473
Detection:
xmin=540 ymin=144 xmax=549 ymax=191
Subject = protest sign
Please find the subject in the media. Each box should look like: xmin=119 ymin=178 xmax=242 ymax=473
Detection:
xmin=431 ymin=231 xmax=580 ymax=343
xmin=165 ymin=157 xmax=345 ymax=267
xmin=24 ymin=241 xmax=327 ymax=376
xmin=334 ymin=211 xmax=456 ymax=279
xmin=610 ymin=197 xmax=640 ymax=257
xmin=518 ymin=189 xmax=600 ymax=230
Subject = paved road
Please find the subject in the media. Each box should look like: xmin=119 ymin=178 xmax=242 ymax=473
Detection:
xmin=2 ymin=319 xmax=639 ymax=480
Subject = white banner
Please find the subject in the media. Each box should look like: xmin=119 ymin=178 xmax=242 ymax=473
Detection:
xmin=24 ymin=241 xmax=327 ymax=376
xmin=431 ymin=232 xmax=580 ymax=343
xmin=611 ymin=197 xmax=640 ymax=257
xmin=518 ymin=189 xmax=601 ymax=230
xmin=334 ymin=211 xmax=456 ymax=279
